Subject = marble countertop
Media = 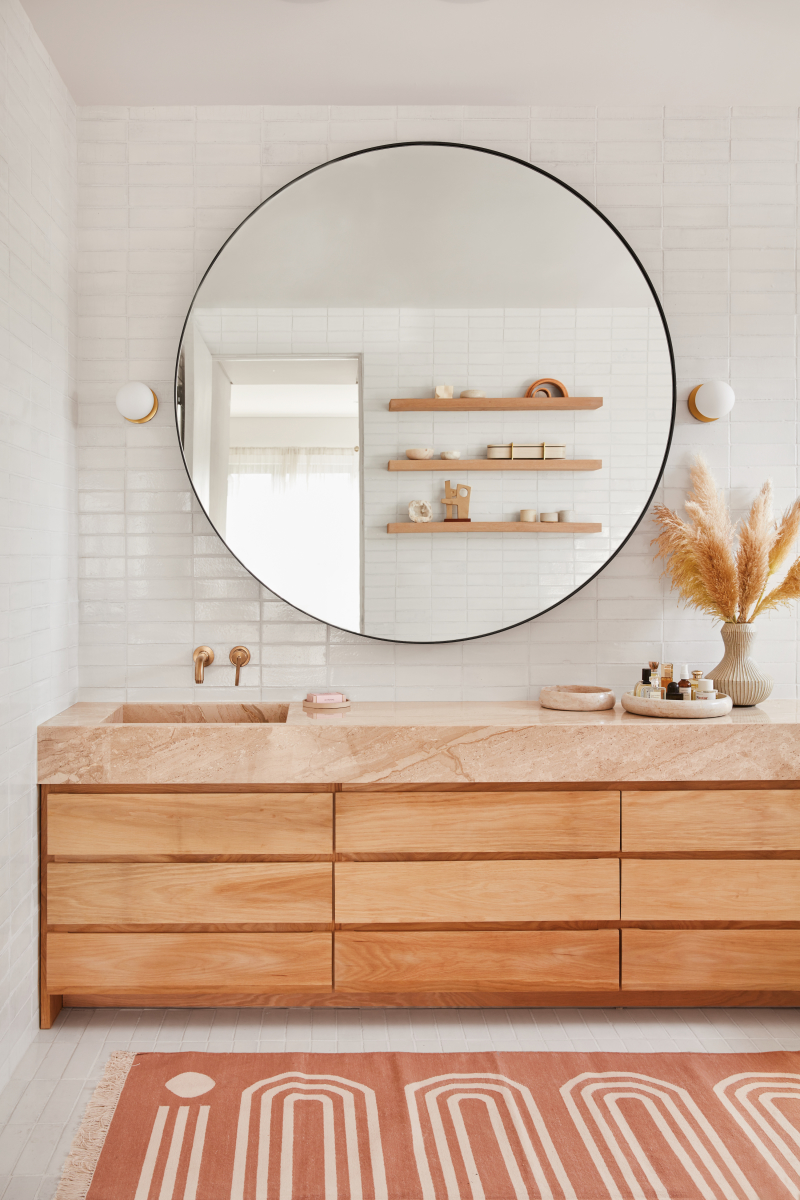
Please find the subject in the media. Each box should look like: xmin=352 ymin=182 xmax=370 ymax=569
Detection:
xmin=38 ymin=699 xmax=800 ymax=786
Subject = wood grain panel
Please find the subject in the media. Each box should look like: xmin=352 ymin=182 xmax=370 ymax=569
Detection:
xmin=46 ymin=933 xmax=332 ymax=993
xmin=46 ymin=793 xmax=333 ymax=857
xmin=622 ymin=789 xmax=800 ymax=851
xmin=623 ymin=929 xmax=800 ymax=990
xmin=335 ymin=859 xmax=619 ymax=924
xmin=335 ymin=930 xmax=619 ymax=992
xmin=336 ymin=791 xmax=620 ymax=855
xmin=47 ymin=863 xmax=332 ymax=926
xmin=622 ymin=860 xmax=800 ymax=920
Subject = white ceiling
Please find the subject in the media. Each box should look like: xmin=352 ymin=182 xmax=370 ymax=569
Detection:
xmin=20 ymin=0 xmax=800 ymax=107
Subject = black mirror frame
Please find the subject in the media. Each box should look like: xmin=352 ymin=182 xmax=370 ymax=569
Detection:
xmin=174 ymin=140 xmax=677 ymax=646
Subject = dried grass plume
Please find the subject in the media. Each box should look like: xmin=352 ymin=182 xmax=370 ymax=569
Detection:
xmin=652 ymin=457 xmax=800 ymax=623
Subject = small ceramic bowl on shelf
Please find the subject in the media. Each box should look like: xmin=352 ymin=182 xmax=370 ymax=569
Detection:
xmin=406 ymin=448 xmax=433 ymax=460
xmin=440 ymin=450 xmax=461 ymax=460
xmin=540 ymin=685 xmax=616 ymax=712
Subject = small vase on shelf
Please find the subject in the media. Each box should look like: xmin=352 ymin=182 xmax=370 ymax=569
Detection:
xmin=709 ymin=622 xmax=773 ymax=707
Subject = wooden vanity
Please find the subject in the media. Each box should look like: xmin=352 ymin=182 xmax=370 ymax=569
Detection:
xmin=38 ymin=701 xmax=800 ymax=1025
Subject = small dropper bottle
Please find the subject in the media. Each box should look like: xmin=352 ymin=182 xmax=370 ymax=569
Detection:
xmin=677 ymin=665 xmax=692 ymax=700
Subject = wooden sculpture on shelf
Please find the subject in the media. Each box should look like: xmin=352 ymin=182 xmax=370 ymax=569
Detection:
xmin=441 ymin=480 xmax=472 ymax=521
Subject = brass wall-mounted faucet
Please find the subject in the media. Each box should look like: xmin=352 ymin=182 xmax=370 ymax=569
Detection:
xmin=229 ymin=645 xmax=250 ymax=686
xmin=192 ymin=646 xmax=214 ymax=683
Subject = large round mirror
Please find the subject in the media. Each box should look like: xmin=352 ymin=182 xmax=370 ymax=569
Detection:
xmin=176 ymin=143 xmax=674 ymax=643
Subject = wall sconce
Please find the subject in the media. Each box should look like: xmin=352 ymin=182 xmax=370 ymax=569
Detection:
xmin=687 ymin=381 xmax=735 ymax=423
xmin=115 ymin=381 xmax=158 ymax=423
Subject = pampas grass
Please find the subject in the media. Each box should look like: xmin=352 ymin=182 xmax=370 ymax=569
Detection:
xmin=653 ymin=457 xmax=800 ymax=623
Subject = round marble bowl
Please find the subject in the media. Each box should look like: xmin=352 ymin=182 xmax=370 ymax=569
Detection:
xmin=539 ymin=685 xmax=616 ymax=711
xmin=406 ymin=448 xmax=433 ymax=460
xmin=621 ymin=691 xmax=733 ymax=718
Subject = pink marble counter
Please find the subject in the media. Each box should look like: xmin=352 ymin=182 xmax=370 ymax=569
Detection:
xmin=38 ymin=699 xmax=800 ymax=785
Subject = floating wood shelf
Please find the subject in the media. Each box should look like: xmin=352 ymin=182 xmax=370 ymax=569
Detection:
xmin=389 ymin=397 xmax=603 ymax=412
xmin=388 ymin=521 xmax=603 ymax=534
xmin=388 ymin=458 xmax=602 ymax=472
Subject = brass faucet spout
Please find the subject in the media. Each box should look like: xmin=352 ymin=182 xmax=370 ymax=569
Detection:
xmin=192 ymin=646 xmax=214 ymax=683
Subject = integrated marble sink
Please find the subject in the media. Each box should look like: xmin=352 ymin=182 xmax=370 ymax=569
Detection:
xmin=116 ymin=703 xmax=289 ymax=723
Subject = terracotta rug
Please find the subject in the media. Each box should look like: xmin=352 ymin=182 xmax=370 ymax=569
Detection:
xmin=57 ymin=1049 xmax=800 ymax=1199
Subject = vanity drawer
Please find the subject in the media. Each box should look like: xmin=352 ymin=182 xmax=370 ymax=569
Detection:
xmin=622 ymin=789 xmax=800 ymax=851
xmin=46 ymin=863 xmax=332 ymax=927
xmin=622 ymin=860 xmax=800 ymax=920
xmin=46 ymin=792 xmax=333 ymax=858
xmin=335 ymin=930 xmax=619 ymax=992
xmin=623 ymin=929 xmax=800 ymax=991
xmin=46 ymin=933 xmax=333 ymax=993
xmin=336 ymin=790 xmax=619 ymax=854
xmin=335 ymin=859 xmax=619 ymax=924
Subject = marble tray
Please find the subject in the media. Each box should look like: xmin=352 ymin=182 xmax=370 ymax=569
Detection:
xmin=622 ymin=691 xmax=733 ymax=718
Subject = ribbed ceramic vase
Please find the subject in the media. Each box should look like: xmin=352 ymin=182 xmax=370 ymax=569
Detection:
xmin=710 ymin=622 xmax=773 ymax=706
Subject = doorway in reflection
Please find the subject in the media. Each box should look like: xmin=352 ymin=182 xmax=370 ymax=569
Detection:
xmin=182 ymin=345 xmax=362 ymax=630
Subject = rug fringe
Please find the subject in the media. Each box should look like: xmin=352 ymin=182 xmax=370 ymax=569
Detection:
xmin=55 ymin=1050 xmax=137 ymax=1200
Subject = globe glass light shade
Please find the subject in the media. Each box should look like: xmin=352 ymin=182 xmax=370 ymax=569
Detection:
xmin=690 ymin=381 xmax=735 ymax=422
xmin=115 ymin=381 xmax=158 ymax=422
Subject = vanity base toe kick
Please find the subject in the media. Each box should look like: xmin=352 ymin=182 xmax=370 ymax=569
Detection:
xmin=39 ymin=784 xmax=800 ymax=1024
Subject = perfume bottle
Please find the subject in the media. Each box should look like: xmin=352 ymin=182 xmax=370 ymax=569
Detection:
xmin=677 ymin=665 xmax=692 ymax=700
xmin=665 ymin=681 xmax=682 ymax=700
xmin=649 ymin=661 xmax=665 ymax=699
xmin=690 ymin=669 xmax=704 ymax=699
xmin=661 ymin=662 xmax=674 ymax=686
xmin=634 ymin=668 xmax=652 ymax=696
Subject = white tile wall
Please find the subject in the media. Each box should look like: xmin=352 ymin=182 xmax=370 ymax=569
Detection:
xmin=194 ymin=304 xmax=671 ymax=640
xmin=0 ymin=0 xmax=78 ymax=1091
xmin=76 ymin=105 xmax=800 ymax=701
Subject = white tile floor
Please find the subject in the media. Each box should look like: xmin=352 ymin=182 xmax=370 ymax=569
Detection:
xmin=3 ymin=1005 xmax=800 ymax=1198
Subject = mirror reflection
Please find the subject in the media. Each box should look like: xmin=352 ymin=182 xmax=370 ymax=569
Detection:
xmin=177 ymin=143 xmax=674 ymax=643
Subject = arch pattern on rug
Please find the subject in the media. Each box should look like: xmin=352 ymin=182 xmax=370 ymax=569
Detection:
xmin=560 ymin=1071 xmax=760 ymax=1200
xmin=404 ymin=1072 xmax=576 ymax=1199
xmin=715 ymin=1072 xmax=800 ymax=1198
xmin=230 ymin=1071 xmax=388 ymax=1200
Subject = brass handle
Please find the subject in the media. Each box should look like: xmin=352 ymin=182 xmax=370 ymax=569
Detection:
xmin=192 ymin=646 xmax=214 ymax=684
xmin=229 ymin=645 xmax=251 ymax=686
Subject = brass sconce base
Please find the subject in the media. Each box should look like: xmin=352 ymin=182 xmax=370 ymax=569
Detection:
xmin=688 ymin=385 xmax=716 ymax=423
xmin=126 ymin=390 xmax=159 ymax=423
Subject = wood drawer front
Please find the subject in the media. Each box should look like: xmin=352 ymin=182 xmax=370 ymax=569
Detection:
xmin=46 ymin=933 xmax=332 ymax=993
xmin=336 ymin=790 xmax=620 ymax=854
xmin=623 ymin=929 xmax=800 ymax=991
xmin=46 ymin=863 xmax=332 ymax=927
xmin=46 ymin=793 xmax=333 ymax=857
xmin=335 ymin=859 xmax=619 ymax=924
xmin=336 ymin=930 xmax=619 ymax=992
xmin=622 ymin=789 xmax=800 ymax=851
xmin=622 ymin=860 xmax=800 ymax=920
